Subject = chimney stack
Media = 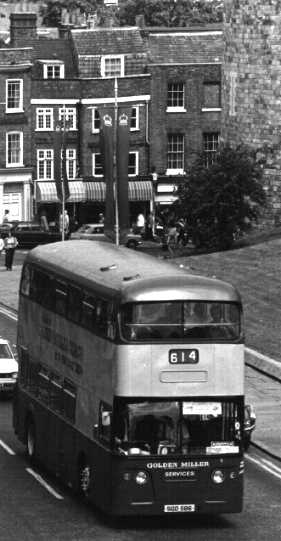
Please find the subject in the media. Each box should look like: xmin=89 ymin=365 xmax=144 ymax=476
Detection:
xmin=10 ymin=13 xmax=37 ymax=46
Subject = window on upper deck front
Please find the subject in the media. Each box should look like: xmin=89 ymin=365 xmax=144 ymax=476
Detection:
xmin=121 ymin=301 xmax=241 ymax=342
xmin=101 ymin=55 xmax=124 ymax=77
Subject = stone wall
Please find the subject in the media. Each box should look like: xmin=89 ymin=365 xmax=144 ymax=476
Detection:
xmin=222 ymin=0 xmax=281 ymax=224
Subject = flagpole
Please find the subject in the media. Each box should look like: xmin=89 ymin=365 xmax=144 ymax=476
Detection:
xmin=114 ymin=77 xmax=119 ymax=246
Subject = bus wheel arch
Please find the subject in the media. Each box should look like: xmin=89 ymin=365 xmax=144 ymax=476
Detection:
xmin=77 ymin=453 xmax=92 ymax=498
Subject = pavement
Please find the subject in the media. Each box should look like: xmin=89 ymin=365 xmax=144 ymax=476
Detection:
xmin=0 ymin=252 xmax=280 ymax=461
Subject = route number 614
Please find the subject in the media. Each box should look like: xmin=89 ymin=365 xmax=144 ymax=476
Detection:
xmin=169 ymin=349 xmax=199 ymax=364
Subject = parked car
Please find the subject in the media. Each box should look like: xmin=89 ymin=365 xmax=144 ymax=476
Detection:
xmin=0 ymin=339 xmax=18 ymax=395
xmin=71 ymin=223 xmax=142 ymax=249
xmin=13 ymin=222 xmax=63 ymax=248
xmin=244 ymin=403 xmax=256 ymax=450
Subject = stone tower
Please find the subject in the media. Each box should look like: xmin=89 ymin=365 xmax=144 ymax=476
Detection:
xmin=222 ymin=0 xmax=281 ymax=224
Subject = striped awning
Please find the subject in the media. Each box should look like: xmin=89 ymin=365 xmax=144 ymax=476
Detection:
xmin=84 ymin=181 xmax=106 ymax=201
xmin=36 ymin=181 xmax=86 ymax=203
xmin=128 ymin=180 xmax=153 ymax=201
xmin=36 ymin=180 xmax=153 ymax=203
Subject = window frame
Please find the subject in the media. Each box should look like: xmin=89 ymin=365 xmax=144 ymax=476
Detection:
xmin=43 ymin=62 xmax=65 ymax=80
xmin=166 ymin=82 xmax=186 ymax=112
xmin=92 ymin=153 xmax=103 ymax=177
xmin=36 ymin=107 xmax=54 ymax=131
xmin=128 ymin=151 xmax=139 ymax=176
xmin=101 ymin=55 xmax=124 ymax=78
xmin=6 ymin=131 xmax=23 ymax=167
xmin=202 ymin=82 xmax=221 ymax=111
xmin=58 ymin=107 xmax=77 ymax=131
xmin=37 ymin=148 xmax=54 ymax=180
xmin=166 ymin=134 xmax=184 ymax=175
xmin=203 ymin=133 xmax=220 ymax=166
xmin=6 ymin=79 xmax=23 ymax=113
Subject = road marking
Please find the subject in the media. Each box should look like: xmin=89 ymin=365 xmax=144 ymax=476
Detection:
xmin=0 ymin=439 xmax=16 ymax=455
xmin=0 ymin=306 xmax=17 ymax=321
xmin=26 ymin=468 xmax=64 ymax=500
xmin=247 ymin=455 xmax=281 ymax=481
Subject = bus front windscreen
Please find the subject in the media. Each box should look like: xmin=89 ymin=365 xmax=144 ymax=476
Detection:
xmin=113 ymin=399 xmax=242 ymax=457
xmin=121 ymin=301 xmax=241 ymax=341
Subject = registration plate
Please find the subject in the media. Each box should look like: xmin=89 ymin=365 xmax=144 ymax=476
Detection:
xmin=164 ymin=504 xmax=195 ymax=513
xmin=169 ymin=349 xmax=198 ymax=364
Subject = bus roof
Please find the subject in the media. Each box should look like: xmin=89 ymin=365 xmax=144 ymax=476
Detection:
xmin=26 ymin=241 xmax=241 ymax=303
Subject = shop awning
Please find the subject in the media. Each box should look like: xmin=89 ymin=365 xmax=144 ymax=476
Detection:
xmin=128 ymin=180 xmax=153 ymax=201
xmin=36 ymin=180 xmax=153 ymax=203
xmin=36 ymin=181 xmax=86 ymax=203
xmin=84 ymin=181 xmax=106 ymax=201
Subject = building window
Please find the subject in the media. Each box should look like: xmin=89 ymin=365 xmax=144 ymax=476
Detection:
xmin=167 ymin=134 xmax=184 ymax=174
xmin=128 ymin=151 xmax=139 ymax=176
xmin=6 ymin=132 xmax=23 ymax=166
xmin=37 ymin=149 xmax=53 ymax=180
xmin=36 ymin=108 xmax=53 ymax=131
xmin=130 ymin=106 xmax=139 ymax=131
xmin=65 ymin=149 xmax=77 ymax=179
xmin=43 ymin=63 xmax=65 ymax=80
xmin=92 ymin=153 xmax=103 ymax=176
xmin=92 ymin=152 xmax=138 ymax=176
xmin=101 ymin=55 xmax=124 ymax=77
xmin=92 ymin=108 xmax=101 ymax=133
xmin=167 ymin=82 xmax=185 ymax=110
xmin=203 ymin=133 xmax=220 ymax=166
xmin=6 ymin=79 xmax=23 ymax=112
xmin=58 ymin=107 xmax=77 ymax=130
xmin=203 ymin=83 xmax=221 ymax=109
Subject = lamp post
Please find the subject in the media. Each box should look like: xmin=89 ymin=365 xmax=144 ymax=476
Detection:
xmin=55 ymin=106 xmax=71 ymax=242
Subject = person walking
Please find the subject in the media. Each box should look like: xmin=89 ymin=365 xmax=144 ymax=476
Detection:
xmin=4 ymin=230 xmax=18 ymax=270
xmin=2 ymin=209 xmax=10 ymax=224
xmin=166 ymin=221 xmax=179 ymax=257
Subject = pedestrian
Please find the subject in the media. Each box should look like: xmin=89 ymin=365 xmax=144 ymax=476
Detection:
xmin=2 ymin=209 xmax=10 ymax=224
xmin=4 ymin=230 xmax=18 ymax=270
xmin=59 ymin=209 xmax=70 ymax=236
xmin=136 ymin=213 xmax=145 ymax=234
xmin=40 ymin=210 xmax=49 ymax=232
xmin=166 ymin=221 xmax=179 ymax=257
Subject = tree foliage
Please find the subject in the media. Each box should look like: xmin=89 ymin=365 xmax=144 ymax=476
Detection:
xmin=40 ymin=0 xmax=223 ymax=27
xmin=174 ymin=145 xmax=267 ymax=251
xmin=118 ymin=0 xmax=223 ymax=27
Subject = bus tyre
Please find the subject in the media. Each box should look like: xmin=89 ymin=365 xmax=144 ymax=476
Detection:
xmin=78 ymin=459 xmax=92 ymax=498
xmin=26 ymin=419 xmax=36 ymax=462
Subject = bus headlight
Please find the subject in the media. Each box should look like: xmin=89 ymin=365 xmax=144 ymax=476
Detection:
xmin=135 ymin=471 xmax=148 ymax=486
xmin=211 ymin=470 xmax=225 ymax=484
xmin=11 ymin=372 xmax=18 ymax=380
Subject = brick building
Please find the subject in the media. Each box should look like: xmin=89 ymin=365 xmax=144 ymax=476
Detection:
xmin=0 ymin=26 xmax=33 ymax=223
xmin=0 ymin=13 xmax=224 ymax=229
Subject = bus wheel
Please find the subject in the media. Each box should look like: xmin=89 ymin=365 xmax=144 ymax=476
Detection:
xmin=78 ymin=459 xmax=92 ymax=498
xmin=26 ymin=419 xmax=36 ymax=462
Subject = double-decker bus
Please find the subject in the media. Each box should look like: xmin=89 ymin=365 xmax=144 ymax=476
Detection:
xmin=14 ymin=240 xmax=245 ymax=516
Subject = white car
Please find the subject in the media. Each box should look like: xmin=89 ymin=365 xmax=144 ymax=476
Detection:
xmin=0 ymin=339 xmax=18 ymax=394
xmin=70 ymin=223 xmax=142 ymax=249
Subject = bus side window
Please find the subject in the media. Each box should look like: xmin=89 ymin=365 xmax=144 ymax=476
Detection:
xmin=37 ymin=365 xmax=50 ymax=405
xmin=55 ymin=280 xmax=67 ymax=317
xmin=96 ymin=299 xmax=108 ymax=336
xmin=67 ymin=285 xmax=82 ymax=324
xmin=20 ymin=265 xmax=31 ymax=296
xmin=63 ymin=379 xmax=77 ymax=422
xmin=49 ymin=372 xmax=63 ymax=413
xmin=99 ymin=401 xmax=112 ymax=444
xmin=81 ymin=295 xmax=96 ymax=332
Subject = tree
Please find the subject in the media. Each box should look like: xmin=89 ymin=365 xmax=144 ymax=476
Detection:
xmin=117 ymin=0 xmax=223 ymax=27
xmin=174 ymin=144 xmax=267 ymax=251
